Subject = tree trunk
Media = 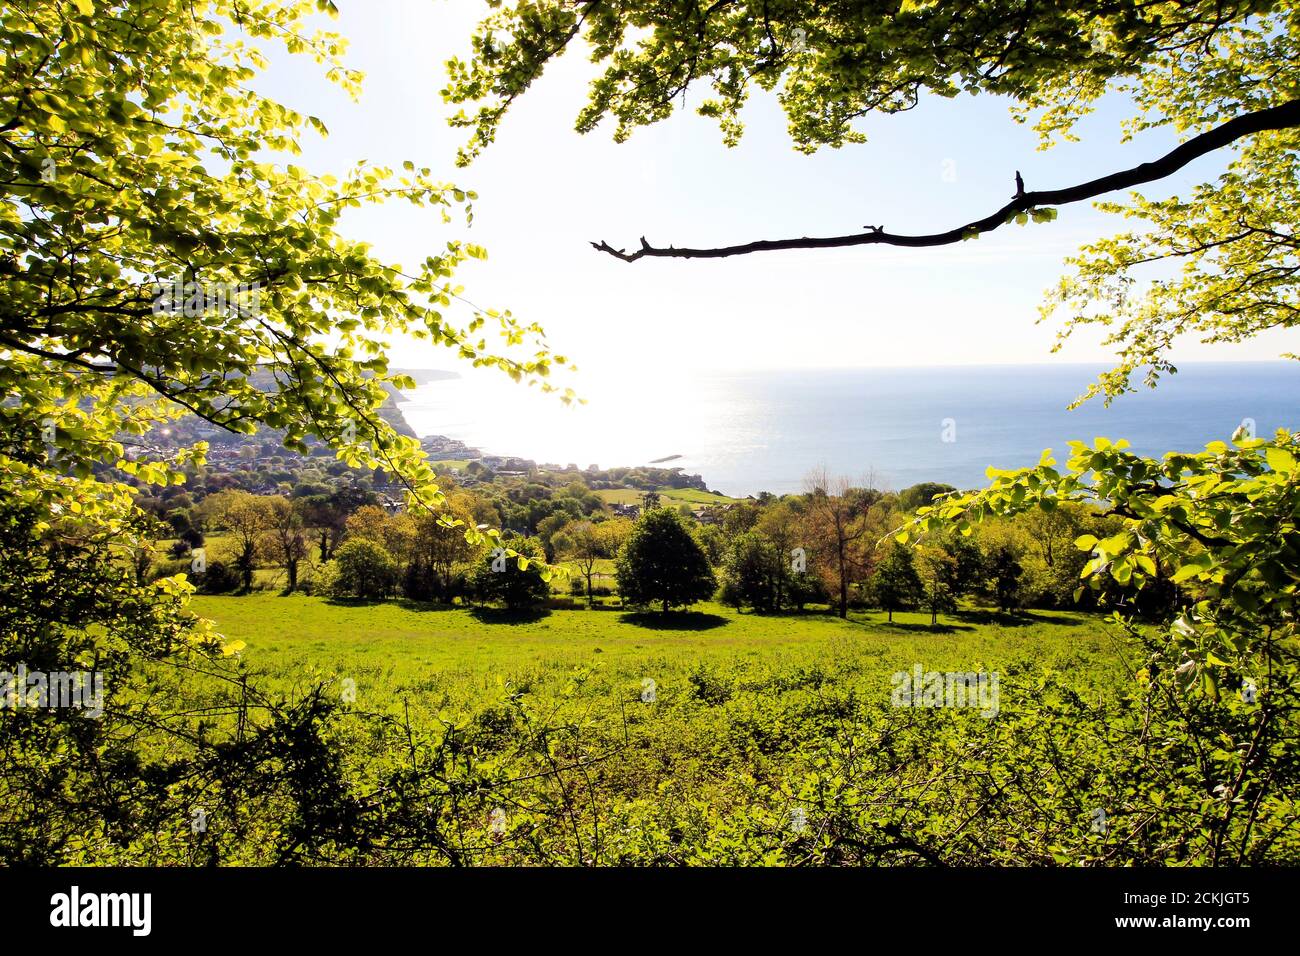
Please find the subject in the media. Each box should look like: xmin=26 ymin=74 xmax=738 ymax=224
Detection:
xmin=773 ymin=552 xmax=784 ymax=610
xmin=837 ymin=542 xmax=848 ymax=618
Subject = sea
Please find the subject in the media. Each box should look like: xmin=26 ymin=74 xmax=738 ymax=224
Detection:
xmin=397 ymin=362 xmax=1300 ymax=497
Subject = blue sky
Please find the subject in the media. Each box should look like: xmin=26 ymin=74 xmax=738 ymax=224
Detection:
xmin=255 ymin=0 xmax=1300 ymax=377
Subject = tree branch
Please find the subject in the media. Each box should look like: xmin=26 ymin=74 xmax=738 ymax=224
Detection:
xmin=591 ymin=98 xmax=1300 ymax=262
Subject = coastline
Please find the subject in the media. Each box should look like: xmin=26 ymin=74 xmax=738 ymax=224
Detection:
xmin=395 ymin=362 xmax=1300 ymax=497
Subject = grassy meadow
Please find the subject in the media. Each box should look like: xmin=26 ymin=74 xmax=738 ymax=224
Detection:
xmin=177 ymin=594 xmax=1144 ymax=864
xmin=192 ymin=594 xmax=1126 ymax=718
xmin=595 ymin=487 xmax=742 ymax=507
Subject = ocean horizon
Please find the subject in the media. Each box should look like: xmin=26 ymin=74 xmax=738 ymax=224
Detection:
xmin=398 ymin=361 xmax=1300 ymax=497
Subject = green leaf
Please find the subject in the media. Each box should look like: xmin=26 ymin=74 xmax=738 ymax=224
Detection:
xmin=1265 ymin=447 xmax=1296 ymax=472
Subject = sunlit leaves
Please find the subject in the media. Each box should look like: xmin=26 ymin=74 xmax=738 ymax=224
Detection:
xmin=1 ymin=0 xmax=575 ymax=566
xmin=1041 ymin=16 xmax=1300 ymax=404
xmin=908 ymin=429 xmax=1300 ymax=679
xmin=443 ymin=1 xmax=1269 ymax=165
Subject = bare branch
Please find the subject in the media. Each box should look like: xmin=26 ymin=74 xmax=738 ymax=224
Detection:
xmin=591 ymin=98 xmax=1300 ymax=262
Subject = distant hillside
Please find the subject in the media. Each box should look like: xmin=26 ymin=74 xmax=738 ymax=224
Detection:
xmin=138 ymin=368 xmax=420 ymax=456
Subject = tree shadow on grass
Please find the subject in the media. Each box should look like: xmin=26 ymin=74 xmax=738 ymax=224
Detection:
xmin=845 ymin=614 xmax=975 ymax=634
xmin=318 ymin=597 xmax=470 ymax=614
xmin=956 ymin=608 xmax=1087 ymax=628
xmin=468 ymin=606 xmax=551 ymax=626
xmin=874 ymin=620 xmax=976 ymax=634
xmin=733 ymin=608 xmax=841 ymax=620
xmin=391 ymin=599 xmax=468 ymax=614
xmin=619 ymin=610 xmax=729 ymax=631
xmin=322 ymin=597 xmax=389 ymax=608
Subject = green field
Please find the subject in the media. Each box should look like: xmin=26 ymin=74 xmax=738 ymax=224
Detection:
xmin=596 ymin=487 xmax=743 ymax=507
xmin=178 ymin=594 xmax=1143 ymax=864
xmin=191 ymin=593 xmax=1125 ymax=721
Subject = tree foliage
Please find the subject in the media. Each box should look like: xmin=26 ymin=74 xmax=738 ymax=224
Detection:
xmin=2 ymin=0 xmax=570 ymax=548
xmin=909 ymin=431 xmax=1300 ymax=689
xmin=444 ymin=0 xmax=1269 ymax=162
xmin=323 ymin=537 xmax=398 ymax=601
xmin=447 ymin=1 xmax=1300 ymax=402
xmin=0 ymin=0 xmax=564 ymax=862
xmin=406 ymin=495 xmax=483 ymax=602
xmin=470 ymin=535 xmax=551 ymax=611
xmin=615 ymin=507 xmax=716 ymax=612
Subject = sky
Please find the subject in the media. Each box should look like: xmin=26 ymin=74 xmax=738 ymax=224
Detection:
xmin=254 ymin=0 xmax=1300 ymax=381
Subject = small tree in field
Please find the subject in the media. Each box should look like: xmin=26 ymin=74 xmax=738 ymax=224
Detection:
xmin=553 ymin=520 xmax=603 ymax=606
xmin=987 ymin=544 xmax=1024 ymax=613
xmin=327 ymin=538 xmax=398 ymax=601
xmin=917 ymin=546 xmax=958 ymax=627
xmin=470 ymin=537 xmax=550 ymax=611
xmin=616 ymin=508 xmax=716 ymax=613
xmin=873 ymin=543 xmax=923 ymax=623
xmin=202 ymin=490 xmax=270 ymax=592
xmin=406 ymin=496 xmax=480 ymax=602
xmin=803 ymin=467 xmax=875 ymax=619
xmin=264 ymin=496 xmax=309 ymax=592
xmin=719 ymin=530 xmax=778 ymax=612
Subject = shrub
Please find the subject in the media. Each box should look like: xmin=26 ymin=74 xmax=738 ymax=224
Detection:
xmin=195 ymin=559 xmax=241 ymax=595
xmin=327 ymin=538 xmax=398 ymax=600
xmin=469 ymin=537 xmax=550 ymax=611
xmin=787 ymin=572 xmax=829 ymax=610
xmin=149 ymin=557 xmax=190 ymax=583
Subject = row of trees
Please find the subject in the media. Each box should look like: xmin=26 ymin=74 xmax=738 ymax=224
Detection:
xmin=186 ymin=489 xmax=481 ymax=600
xmin=189 ymin=483 xmax=619 ymax=608
xmin=708 ymin=472 xmax=1127 ymax=622
xmin=189 ymin=473 xmax=1133 ymax=624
